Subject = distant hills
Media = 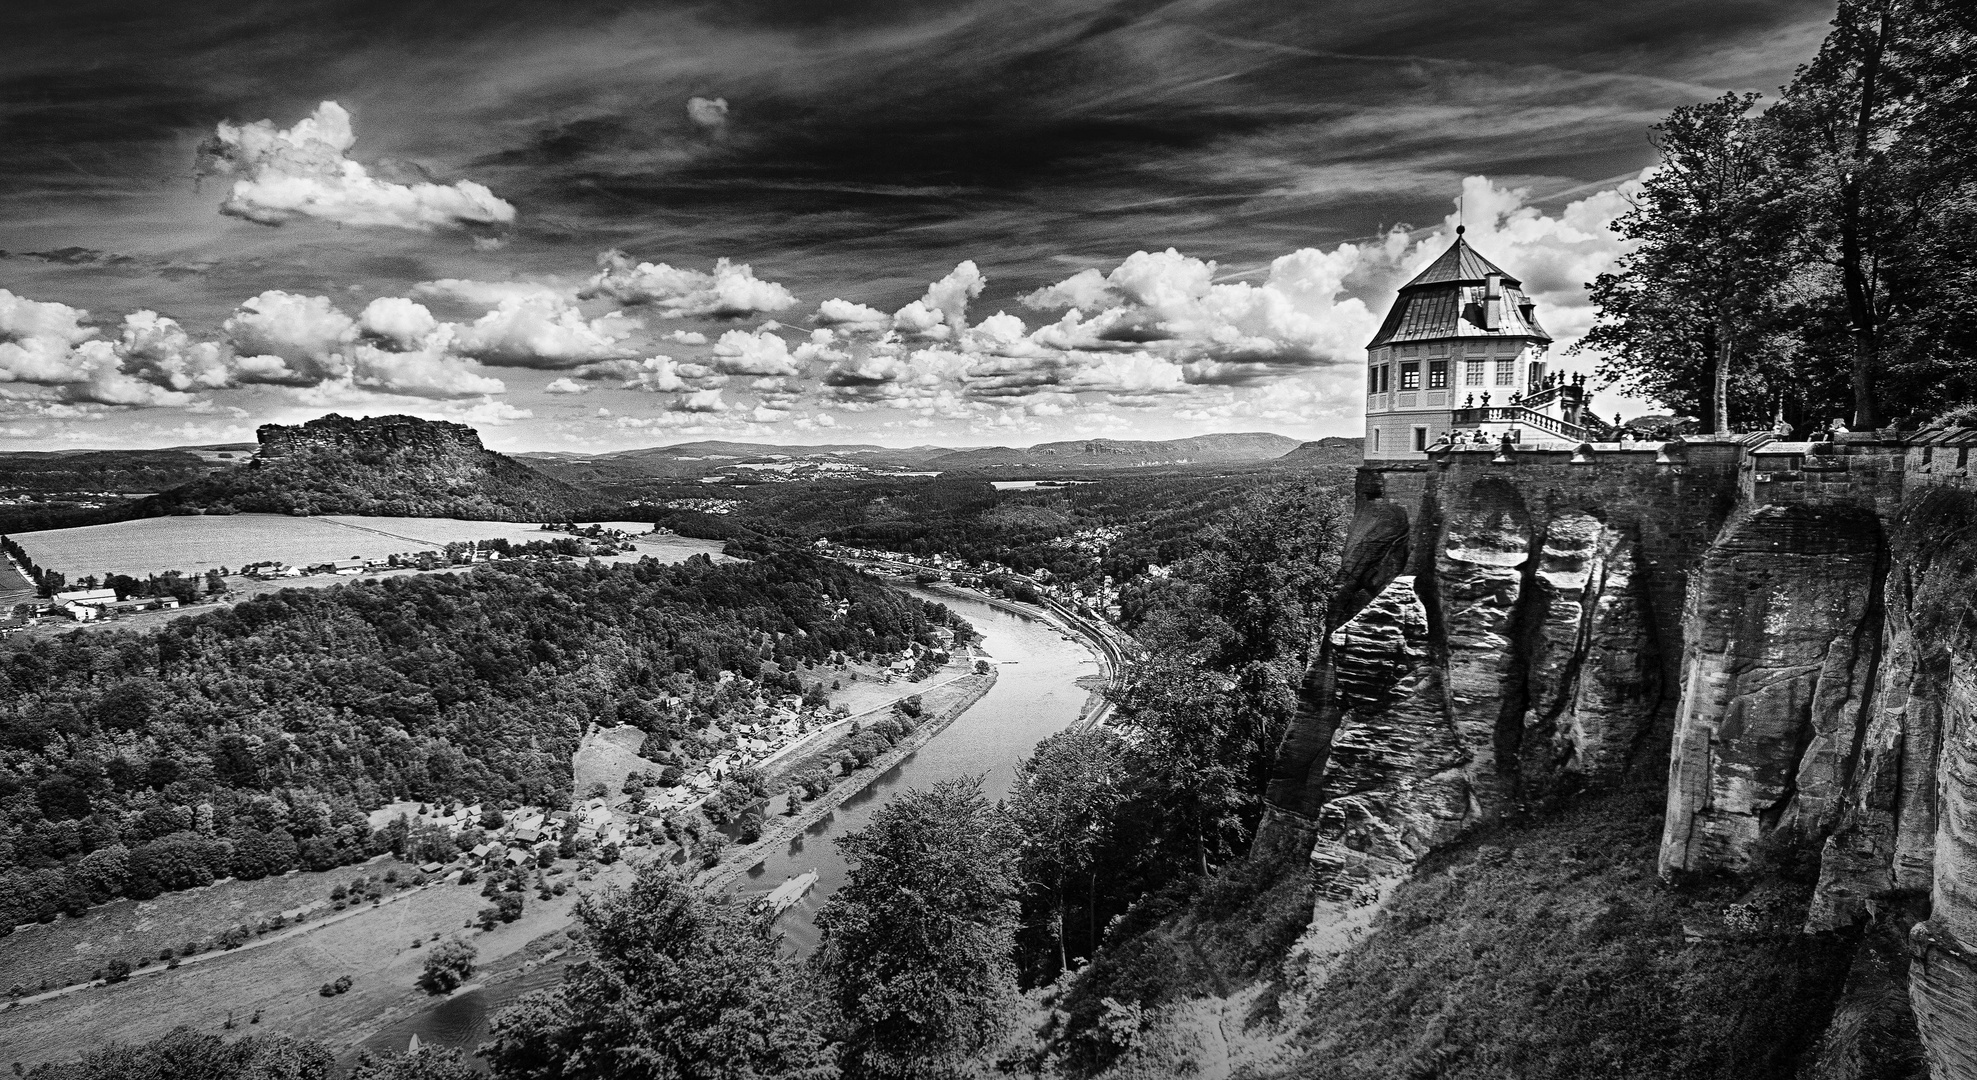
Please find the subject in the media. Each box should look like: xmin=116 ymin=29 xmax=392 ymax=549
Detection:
xmin=136 ymin=414 xmax=608 ymax=521
xmin=4 ymin=420 xmax=1356 ymax=530
xmin=518 ymin=441 xmax=955 ymax=484
xmin=1274 ymin=437 xmax=1363 ymax=466
xmin=519 ymin=432 xmax=1310 ymax=485
xmin=0 ymin=447 xmax=248 ymax=493
xmin=922 ymin=433 xmax=1303 ymax=472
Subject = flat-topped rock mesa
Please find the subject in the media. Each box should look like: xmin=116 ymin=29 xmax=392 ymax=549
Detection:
xmin=139 ymin=413 xmax=608 ymax=521
xmin=1257 ymin=427 xmax=1977 ymax=1078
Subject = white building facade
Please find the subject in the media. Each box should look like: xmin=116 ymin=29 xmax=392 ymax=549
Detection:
xmin=1365 ymin=228 xmax=1599 ymax=460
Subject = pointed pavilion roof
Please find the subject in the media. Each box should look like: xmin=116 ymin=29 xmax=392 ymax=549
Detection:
xmin=1399 ymin=233 xmax=1519 ymax=290
xmin=1367 ymin=228 xmax=1551 ymax=350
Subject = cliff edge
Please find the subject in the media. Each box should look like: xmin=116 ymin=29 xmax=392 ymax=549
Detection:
xmin=1257 ymin=429 xmax=1977 ymax=1078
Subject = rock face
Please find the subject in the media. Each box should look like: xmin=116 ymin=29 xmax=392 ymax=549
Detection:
xmin=1659 ymin=504 xmax=1885 ymax=876
xmin=1262 ymin=436 xmax=1977 ymax=1078
xmin=139 ymin=413 xmax=603 ymax=521
xmin=1260 ymin=448 xmax=1732 ymax=891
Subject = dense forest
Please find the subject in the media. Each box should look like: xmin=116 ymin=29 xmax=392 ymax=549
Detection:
xmin=0 ymin=546 xmax=965 ymax=926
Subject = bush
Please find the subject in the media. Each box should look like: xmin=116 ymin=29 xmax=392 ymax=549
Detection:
xmin=419 ymin=940 xmax=477 ymax=994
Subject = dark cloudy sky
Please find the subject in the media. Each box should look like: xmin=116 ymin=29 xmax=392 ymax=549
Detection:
xmin=0 ymin=0 xmax=1835 ymax=450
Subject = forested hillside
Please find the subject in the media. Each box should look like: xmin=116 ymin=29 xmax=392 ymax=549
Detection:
xmin=0 ymin=548 xmax=964 ymax=926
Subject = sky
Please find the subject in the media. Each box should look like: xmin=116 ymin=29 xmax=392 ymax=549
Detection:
xmin=0 ymin=0 xmax=1838 ymax=452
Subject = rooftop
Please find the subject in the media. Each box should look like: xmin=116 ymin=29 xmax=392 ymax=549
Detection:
xmin=1368 ymin=230 xmax=1552 ymax=350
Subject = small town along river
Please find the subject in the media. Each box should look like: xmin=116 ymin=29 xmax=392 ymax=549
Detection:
xmin=733 ymin=586 xmax=1102 ymax=953
xmin=365 ymin=587 xmax=1100 ymax=1061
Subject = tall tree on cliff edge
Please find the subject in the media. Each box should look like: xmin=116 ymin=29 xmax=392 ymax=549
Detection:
xmin=1766 ymin=0 xmax=1918 ymax=431
xmin=1588 ymin=0 xmax=1977 ymax=432
xmin=1581 ymin=94 xmax=1792 ymax=433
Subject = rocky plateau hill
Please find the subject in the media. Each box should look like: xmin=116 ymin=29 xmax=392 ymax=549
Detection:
xmin=137 ymin=413 xmax=609 ymax=521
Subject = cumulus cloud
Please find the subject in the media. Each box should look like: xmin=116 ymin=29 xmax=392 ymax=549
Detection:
xmin=448 ymin=297 xmax=638 ymax=368
xmin=115 ymin=312 xmax=233 ymax=391
xmin=667 ymin=330 xmax=708 ymax=345
xmin=543 ymin=377 xmax=588 ymax=394
xmin=358 ymin=296 xmax=440 ymax=350
xmin=347 ymin=340 xmax=506 ymax=399
xmin=196 ymin=101 xmax=516 ymax=231
xmin=917 ymin=260 xmax=986 ymax=331
xmin=223 ymin=290 xmax=358 ymax=384
xmin=708 ymin=329 xmax=799 ymax=376
xmin=2 ymin=285 xmax=520 ymax=412
xmin=581 ymin=251 xmax=798 ymax=317
xmin=0 ymin=293 xmax=193 ymax=406
xmin=1021 ymin=246 xmax=1384 ymax=384
xmin=814 ymin=298 xmax=890 ymax=332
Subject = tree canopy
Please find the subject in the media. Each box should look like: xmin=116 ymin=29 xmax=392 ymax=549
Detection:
xmin=1584 ymin=0 xmax=1977 ymax=431
xmin=483 ymin=865 xmax=836 ymax=1080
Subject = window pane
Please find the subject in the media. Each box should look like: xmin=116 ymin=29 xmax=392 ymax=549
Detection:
xmin=1465 ymin=359 xmax=1484 ymax=386
xmin=1495 ymin=359 xmax=1514 ymax=386
xmin=1401 ymin=363 xmax=1420 ymax=390
xmin=1428 ymin=360 xmax=1448 ymax=389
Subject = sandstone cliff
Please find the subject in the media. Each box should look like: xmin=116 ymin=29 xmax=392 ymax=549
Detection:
xmin=1260 ymin=431 xmax=1977 ymax=1078
xmin=138 ymin=413 xmax=608 ymax=521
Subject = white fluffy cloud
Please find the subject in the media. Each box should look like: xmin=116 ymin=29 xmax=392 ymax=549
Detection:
xmin=449 ymin=298 xmax=638 ymax=368
xmin=347 ymin=340 xmax=506 ymax=399
xmin=197 ymin=101 xmax=515 ymax=231
xmin=358 ymin=296 xmax=441 ymax=351
xmin=582 ymin=251 xmax=798 ymax=317
xmin=709 ymin=329 xmax=799 ymax=376
xmin=1021 ymin=246 xmax=1381 ymax=384
xmin=918 ymin=260 xmax=986 ymax=331
xmin=814 ymin=298 xmax=890 ymax=331
xmin=222 ymin=290 xmax=359 ymax=384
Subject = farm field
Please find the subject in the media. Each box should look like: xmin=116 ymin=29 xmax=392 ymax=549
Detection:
xmin=0 ymin=853 xmax=642 ymax=1067
xmin=0 ymin=859 xmax=410 ymax=996
xmin=10 ymin=514 xmax=670 ymax=579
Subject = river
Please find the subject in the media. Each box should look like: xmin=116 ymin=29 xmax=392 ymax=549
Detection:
xmin=732 ymin=586 xmax=1102 ymax=953
xmin=361 ymin=587 xmax=1098 ymax=1061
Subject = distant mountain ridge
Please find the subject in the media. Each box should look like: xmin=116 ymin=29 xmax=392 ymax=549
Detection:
xmin=519 ymin=440 xmax=955 ymax=483
xmin=0 ymin=449 xmax=221 ymax=493
xmin=924 ymin=432 xmax=1303 ymax=471
xmin=138 ymin=414 xmax=606 ymax=521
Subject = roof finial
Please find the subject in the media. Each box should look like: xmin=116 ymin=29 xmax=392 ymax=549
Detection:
xmin=1456 ymin=224 xmax=1465 ymax=236
xmin=1457 ymin=189 xmax=1465 ymax=236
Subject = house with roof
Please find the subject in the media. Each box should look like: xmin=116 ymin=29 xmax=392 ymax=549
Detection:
xmin=1364 ymin=228 xmax=1608 ymax=460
